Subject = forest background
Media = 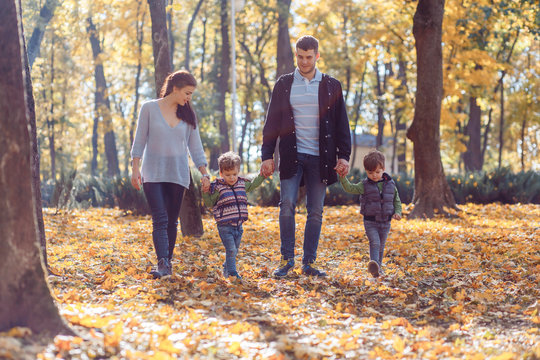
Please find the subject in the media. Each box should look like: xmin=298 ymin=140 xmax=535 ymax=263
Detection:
xmin=22 ymin=0 xmax=539 ymax=191
xmin=1 ymin=1 xmax=539 ymax=359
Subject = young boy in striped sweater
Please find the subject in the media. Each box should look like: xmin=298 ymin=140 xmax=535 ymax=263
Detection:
xmin=202 ymin=152 xmax=266 ymax=280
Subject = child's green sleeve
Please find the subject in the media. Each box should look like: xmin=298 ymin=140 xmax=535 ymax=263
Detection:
xmin=339 ymin=175 xmax=364 ymax=195
xmin=202 ymin=189 xmax=219 ymax=207
xmin=394 ymin=188 xmax=402 ymax=216
xmin=245 ymin=174 xmax=265 ymax=192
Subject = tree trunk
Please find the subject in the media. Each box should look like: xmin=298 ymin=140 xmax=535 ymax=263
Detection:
xmin=27 ymin=0 xmax=58 ymax=68
xmin=19 ymin=1 xmax=49 ymax=270
xmin=218 ymin=0 xmax=230 ymax=153
xmin=179 ymin=174 xmax=204 ymax=237
xmin=87 ymin=17 xmax=120 ymax=177
xmin=498 ymin=76 xmax=504 ymax=169
xmin=481 ymin=108 xmax=492 ymax=164
xmin=47 ymin=34 xmax=56 ymax=181
xmin=200 ymin=15 xmax=207 ymax=82
xmin=148 ymin=0 xmax=204 ymax=237
xmin=148 ymin=0 xmax=171 ymax=97
xmin=167 ymin=0 xmax=174 ymax=69
xmin=350 ymin=63 xmax=367 ymax=169
xmin=463 ymin=96 xmax=482 ymax=171
xmin=375 ymin=61 xmax=385 ymax=149
xmin=520 ymin=117 xmax=527 ymax=171
xmin=0 ymin=0 xmax=72 ymax=336
xmin=130 ymin=0 xmax=146 ymax=150
xmin=184 ymin=0 xmax=204 ymax=71
xmin=396 ymin=57 xmax=408 ymax=173
xmin=91 ymin=102 xmax=99 ymax=176
xmin=406 ymin=0 xmax=456 ymax=218
xmin=276 ymin=0 xmax=294 ymax=78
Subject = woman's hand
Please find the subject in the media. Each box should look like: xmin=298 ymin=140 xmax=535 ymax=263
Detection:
xmin=131 ymin=170 xmax=142 ymax=190
xmin=201 ymin=176 xmax=210 ymax=193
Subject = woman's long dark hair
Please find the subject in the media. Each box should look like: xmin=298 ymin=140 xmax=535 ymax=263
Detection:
xmin=160 ymin=70 xmax=198 ymax=128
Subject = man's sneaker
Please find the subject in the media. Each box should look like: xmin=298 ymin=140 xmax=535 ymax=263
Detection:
xmin=151 ymin=258 xmax=171 ymax=279
xmin=273 ymin=257 xmax=295 ymax=278
xmin=368 ymin=260 xmax=379 ymax=278
xmin=301 ymin=262 xmax=327 ymax=277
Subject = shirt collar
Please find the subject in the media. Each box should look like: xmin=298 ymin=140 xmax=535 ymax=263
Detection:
xmin=294 ymin=68 xmax=322 ymax=83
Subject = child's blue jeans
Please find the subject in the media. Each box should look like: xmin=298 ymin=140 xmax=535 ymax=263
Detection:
xmin=217 ymin=223 xmax=243 ymax=275
xmin=363 ymin=220 xmax=391 ymax=266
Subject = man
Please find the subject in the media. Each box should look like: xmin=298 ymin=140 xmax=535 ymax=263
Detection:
xmin=261 ymin=35 xmax=351 ymax=278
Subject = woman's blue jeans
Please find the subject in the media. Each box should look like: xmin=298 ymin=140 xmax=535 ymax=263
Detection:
xmin=279 ymin=153 xmax=327 ymax=264
xmin=363 ymin=220 xmax=391 ymax=266
xmin=217 ymin=224 xmax=244 ymax=275
xmin=143 ymin=182 xmax=185 ymax=261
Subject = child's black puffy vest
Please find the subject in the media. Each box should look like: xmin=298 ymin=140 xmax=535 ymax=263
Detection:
xmin=211 ymin=178 xmax=249 ymax=225
xmin=361 ymin=173 xmax=396 ymax=222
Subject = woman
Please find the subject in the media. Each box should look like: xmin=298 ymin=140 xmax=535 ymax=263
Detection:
xmin=131 ymin=70 xmax=210 ymax=279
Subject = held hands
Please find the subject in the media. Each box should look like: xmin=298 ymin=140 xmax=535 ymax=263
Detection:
xmin=201 ymin=176 xmax=211 ymax=193
xmin=261 ymin=159 xmax=275 ymax=178
xmin=334 ymin=158 xmax=350 ymax=177
xmin=392 ymin=213 xmax=402 ymax=221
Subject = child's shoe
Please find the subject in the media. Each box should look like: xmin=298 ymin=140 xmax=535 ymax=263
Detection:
xmin=222 ymin=264 xmax=229 ymax=277
xmin=273 ymin=257 xmax=295 ymax=278
xmin=301 ymin=261 xmax=327 ymax=277
xmin=368 ymin=260 xmax=379 ymax=278
xmin=228 ymin=272 xmax=242 ymax=282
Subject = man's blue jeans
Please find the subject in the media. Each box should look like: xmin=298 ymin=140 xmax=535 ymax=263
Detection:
xmin=363 ymin=220 xmax=391 ymax=266
xmin=143 ymin=182 xmax=185 ymax=261
xmin=279 ymin=153 xmax=326 ymax=264
xmin=217 ymin=224 xmax=243 ymax=275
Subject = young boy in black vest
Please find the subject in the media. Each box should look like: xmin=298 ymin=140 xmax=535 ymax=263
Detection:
xmin=202 ymin=152 xmax=266 ymax=280
xmin=338 ymin=150 xmax=402 ymax=278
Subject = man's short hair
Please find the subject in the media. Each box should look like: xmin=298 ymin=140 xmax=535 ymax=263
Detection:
xmin=295 ymin=35 xmax=319 ymax=53
xmin=363 ymin=150 xmax=385 ymax=172
xmin=218 ymin=151 xmax=241 ymax=172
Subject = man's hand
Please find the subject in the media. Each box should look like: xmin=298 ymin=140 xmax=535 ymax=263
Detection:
xmin=261 ymin=159 xmax=275 ymax=177
xmin=334 ymin=158 xmax=350 ymax=177
xmin=392 ymin=213 xmax=402 ymax=220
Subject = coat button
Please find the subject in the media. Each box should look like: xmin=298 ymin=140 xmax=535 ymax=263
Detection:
xmin=327 ymin=106 xmax=330 ymax=110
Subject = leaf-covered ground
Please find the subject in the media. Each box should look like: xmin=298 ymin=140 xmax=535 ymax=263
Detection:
xmin=2 ymin=204 xmax=539 ymax=359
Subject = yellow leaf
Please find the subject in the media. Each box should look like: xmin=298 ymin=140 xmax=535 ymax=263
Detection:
xmin=491 ymin=353 xmax=516 ymax=360
xmin=393 ymin=336 xmax=405 ymax=353
xmin=4 ymin=327 xmax=32 ymax=338
xmin=104 ymin=322 xmax=123 ymax=348
xmin=228 ymin=341 xmax=243 ymax=356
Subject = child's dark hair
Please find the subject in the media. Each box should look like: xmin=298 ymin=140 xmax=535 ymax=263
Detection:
xmin=363 ymin=150 xmax=385 ymax=171
xmin=295 ymin=35 xmax=319 ymax=53
xmin=218 ymin=152 xmax=241 ymax=172
xmin=160 ymin=70 xmax=197 ymax=128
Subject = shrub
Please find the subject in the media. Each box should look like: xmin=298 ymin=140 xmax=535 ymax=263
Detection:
xmin=448 ymin=168 xmax=540 ymax=204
